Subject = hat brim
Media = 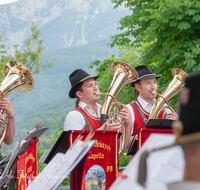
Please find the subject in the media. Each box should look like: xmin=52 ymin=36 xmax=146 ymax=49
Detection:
xmin=130 ymin=74 xmax=162 ymax=87
xmin=69 ymin=76 xmax=99 ymax=98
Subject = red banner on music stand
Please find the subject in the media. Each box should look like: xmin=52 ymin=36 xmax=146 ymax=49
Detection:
xmin=69 ymin=130 xmax=119 ymax=190
xmin=25 ymin=139 xmax=39 ymax=188
xmin=137 ymin=127 xmax=173 ymax=150
xmin=17 ymin=152 xmax=27 ymax=190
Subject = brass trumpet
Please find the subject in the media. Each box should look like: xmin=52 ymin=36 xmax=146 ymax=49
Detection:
xmin=149 ymin=68 xmax=188 ymax=120
xmin=0 ymin=61 xmax=34 ymax=146
xmin=99 ymin=61 xmax=138 ymax=155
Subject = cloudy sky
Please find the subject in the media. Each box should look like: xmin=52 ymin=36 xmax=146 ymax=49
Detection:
xmin=0 ymin=0 xmax=18 ymax=5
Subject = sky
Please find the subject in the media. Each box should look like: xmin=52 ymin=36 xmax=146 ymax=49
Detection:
xmin=0 ymin=0 xmax=18 ymax=5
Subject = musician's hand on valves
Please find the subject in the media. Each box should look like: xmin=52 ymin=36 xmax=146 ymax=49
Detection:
xmin=167 ymin=112 xmax=179 ymax=120
xmin=0 ymin=97 xmax=15 ymax=118
xmin=98 ymin=119 xmax=122 ymax=131
xmin=119 ymin=106 xmax=133 ymax=129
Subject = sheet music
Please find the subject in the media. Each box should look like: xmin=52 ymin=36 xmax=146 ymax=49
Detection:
xmin=39 ymin=150 xmax=50 ymax=163
xmin=52 ymin=140 xmax=97 ymax=190
xmin=27 ymin=139 xmax=97 ymax=190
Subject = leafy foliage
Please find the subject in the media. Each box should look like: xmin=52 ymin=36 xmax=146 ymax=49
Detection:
xmin=109 ymin=0 xmax=200 ymax=75
xmin=0 ymin=22 xmax=55 ymax=81
xmin=119 ymin=150 xmax=131 ymax=169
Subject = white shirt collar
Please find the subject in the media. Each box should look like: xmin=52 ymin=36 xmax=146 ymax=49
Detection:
xmin=79 ymin=101 xmax=90 ymax=110
xmin=79 ymin=101 xmax=101 ymax=117
xmin=137 ymin=95 xmax=156 ymax=109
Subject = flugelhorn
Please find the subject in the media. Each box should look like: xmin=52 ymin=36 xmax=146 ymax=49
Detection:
xmin=99 ymin=61 xmax=138 ymax=155
xmin=148 ymin=68 xmax=188 ymax=120
xmin=0 ymin=61 xmax=34 ymax=145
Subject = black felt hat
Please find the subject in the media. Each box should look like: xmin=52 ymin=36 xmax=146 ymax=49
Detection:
xmin=69 ymin=69 xmax=99 ymax=98
xmin=130 ymin=65 xmax=162 ymax=87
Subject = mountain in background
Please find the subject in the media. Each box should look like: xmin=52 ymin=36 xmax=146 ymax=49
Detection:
xmin=0 ymin=0 xmax=129 ymax=51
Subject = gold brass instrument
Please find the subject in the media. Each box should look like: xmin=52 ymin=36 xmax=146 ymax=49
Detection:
xmin=99 ymin=61 xmax=138 ymax=155
xmin=148 ymin=68 xmax=188 ymax=120
xmin=0 ymin=61 xmax=34 ymax=145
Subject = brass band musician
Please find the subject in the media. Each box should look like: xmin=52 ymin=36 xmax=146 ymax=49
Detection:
xmin=127 ymin=65 xmax=179 ymax=138
xmin=64 ymin=69 xmax=133 ymax=152
xmin=136 ymin=71 xmax=200 ymax=189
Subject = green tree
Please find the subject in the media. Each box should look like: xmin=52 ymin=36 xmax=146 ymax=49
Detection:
xmin=0 ymin=22 xmax=55 ymax=80
xmin=110 ymin=0 xmax=200 ymax=76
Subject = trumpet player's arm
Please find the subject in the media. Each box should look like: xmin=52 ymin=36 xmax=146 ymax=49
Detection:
xmin=0 ymin=98 xmax=16 ymax=145
xmin=119 ymin=106 xmax=133 ymax=153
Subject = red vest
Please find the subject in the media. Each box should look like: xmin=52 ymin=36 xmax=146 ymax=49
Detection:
xmin=129 ymin=100 xmax=165 ymax=136
xmin=75 ymin=107 xmax=100 ymax=130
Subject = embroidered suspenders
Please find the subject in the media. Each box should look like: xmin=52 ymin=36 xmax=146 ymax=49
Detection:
xmin=76 ymin=110 xmax=93 ymax=130
xmin=132 ymin=100 xmax=148 ymax=124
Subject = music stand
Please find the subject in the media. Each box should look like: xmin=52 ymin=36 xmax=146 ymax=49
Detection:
xmin=127 ymin=139 xmax=137 ymax=156
xmin=44 ymin=131 xmax=70 ymax=164
xmin=127 ymin=119 xmax=173 ymax=155
xmin=146 ymin=119 xmax=173 ymax=129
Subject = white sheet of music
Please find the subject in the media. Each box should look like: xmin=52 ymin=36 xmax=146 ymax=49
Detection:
xmin=109 ymin=134 xmax=184 ymax=190
xmin=27 ymin=139 xmax=97 ymax=190
xmin=52 ymin=140 xmax=97 ymax=190
xmin=38 ymin=150 xmax=50 ymax=163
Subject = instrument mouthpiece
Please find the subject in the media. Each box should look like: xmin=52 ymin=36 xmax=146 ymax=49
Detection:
xmin=152 ymin=90 xmax=156 ymax=95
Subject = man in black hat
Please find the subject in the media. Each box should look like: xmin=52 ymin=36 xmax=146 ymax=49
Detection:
xmin=127 ymin=65 xmax=179 ymax=136
xmin=64 ymin=69 xmax=133 ymax=143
